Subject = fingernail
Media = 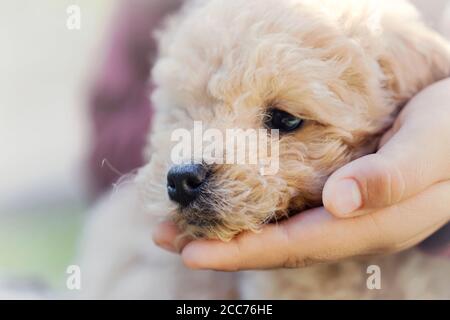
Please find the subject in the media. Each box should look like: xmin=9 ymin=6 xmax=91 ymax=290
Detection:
xmin=332 ymin=179 xmax=362 ymax=215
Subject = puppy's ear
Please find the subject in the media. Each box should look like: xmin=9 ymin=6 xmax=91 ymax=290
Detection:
xmin=377 ymin=3 xmax=450 ymax=103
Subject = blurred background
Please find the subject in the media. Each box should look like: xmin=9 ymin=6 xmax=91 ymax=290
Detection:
xmin=0 ymin=0 xmax=114 ymax=289
xmin=0 ymin=0 xmax=449 ymax=295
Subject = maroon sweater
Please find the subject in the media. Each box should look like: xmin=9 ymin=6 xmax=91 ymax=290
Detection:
xmin=88 ymin=0 xmax=183 ymax=197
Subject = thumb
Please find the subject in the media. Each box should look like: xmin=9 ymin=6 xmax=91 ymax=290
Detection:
xmin=323 ymin=153 xmax=405 ymax=217
xmin=323 ymin=114 xmax=450 ymax=218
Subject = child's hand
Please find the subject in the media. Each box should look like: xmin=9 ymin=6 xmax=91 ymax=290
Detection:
xmin=153 ymin=78 xmax=450 ymax=271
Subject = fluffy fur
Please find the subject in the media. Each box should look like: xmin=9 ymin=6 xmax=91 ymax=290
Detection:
xmin=79 ymin=0 xmax=450 ymax=299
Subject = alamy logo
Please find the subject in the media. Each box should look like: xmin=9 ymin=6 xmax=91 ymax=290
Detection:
xmin=66 ymin=5 xmax=81 ymax=30
xmin=66 ymin=265 xmax=81 ymax=290
xmin=366 ymin=265 xmax=381 ymax=290
xmin=171 ymin=121 xmax=280 ymax=175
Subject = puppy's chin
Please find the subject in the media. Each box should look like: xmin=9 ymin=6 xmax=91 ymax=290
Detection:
xmin=172 ymin=205 xmax=268 ymax=241
xmin=175 ymin=207 xmax=220 ymax=228
xmin=172 ymin=204 xmax=300 ymax=241
xmin=171 ymin=207 xmax=234 ymax=241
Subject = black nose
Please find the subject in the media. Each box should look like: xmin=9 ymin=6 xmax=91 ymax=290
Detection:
xmin=167 ymin=164 xmax=208 ymax=207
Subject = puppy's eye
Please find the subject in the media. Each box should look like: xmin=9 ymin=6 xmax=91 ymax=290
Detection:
xmin=264 ymin=108 xmax=304 ymax=133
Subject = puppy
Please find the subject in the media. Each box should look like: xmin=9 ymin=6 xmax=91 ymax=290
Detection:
xmin=79 ymin=0 xmax=450 ymax=299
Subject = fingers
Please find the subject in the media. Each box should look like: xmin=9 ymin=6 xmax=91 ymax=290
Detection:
xmin=182 ymin=181 xmax=450 ymax=271
xmin=152 ymin=221 xmax=192 ymax=253
xmin=324 ymin=79 xmax=450 ymax=218
xmin=182 ymin=208 xmax=384 ymax=271
xmin=154 ymin=79 xmax=450 ymax=270
xmin=182 ymin=208 xmax=333 ymax=271
xmin=323 ymin=104 xmax=450 ymax=218
xmin=360 ymin=180 xmax=450 ymax=253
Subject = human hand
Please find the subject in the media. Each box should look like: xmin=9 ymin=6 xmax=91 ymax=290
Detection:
xmin=153 ymin=78 xmax=450 ymax=271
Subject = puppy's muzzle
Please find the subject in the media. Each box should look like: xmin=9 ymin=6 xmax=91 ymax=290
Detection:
xmin=167 ymin=164 xmax=209 ymax=207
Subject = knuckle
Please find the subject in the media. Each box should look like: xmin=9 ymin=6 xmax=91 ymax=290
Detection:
xmin=282 ymin=255 xmax=317 ymax=269
xmin=279 ymin=227 xmax=323 ymax=269
xmin=282 ymin=256 xmax=302 ymax=269
xmin=369 ymin=154 xmax=406 ymax=205
xmin=279 ymin=225 xmax=311 ymax=269
xmin=387 ymin=163 xmax=406 ymax=204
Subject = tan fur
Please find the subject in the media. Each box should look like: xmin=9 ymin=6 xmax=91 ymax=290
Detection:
xmin=80 ymin=0 xmax=450 ymax=299
xmin=143 ymin=0 xmax=450 ymax=241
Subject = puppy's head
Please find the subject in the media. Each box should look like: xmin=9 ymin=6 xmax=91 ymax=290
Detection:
xmin=140 ymin=0 xmax=450 ymax=241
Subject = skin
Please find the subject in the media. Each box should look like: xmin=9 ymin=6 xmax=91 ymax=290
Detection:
xmin=153 ymin=78 xmax=450 ymax=271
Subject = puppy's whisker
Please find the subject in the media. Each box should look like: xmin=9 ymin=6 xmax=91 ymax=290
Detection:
xmin=101 ymin=158 xmax=125 ymax=177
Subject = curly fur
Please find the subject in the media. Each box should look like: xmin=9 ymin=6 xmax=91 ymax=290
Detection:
xmin=78 ymin=0 xmax=450 ymax=299
xmin=140 ymin=0 xmax=450 ymax=241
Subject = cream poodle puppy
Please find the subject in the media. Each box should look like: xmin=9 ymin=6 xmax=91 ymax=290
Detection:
xmin=78 ymin=0 xmax=450 ymax=299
